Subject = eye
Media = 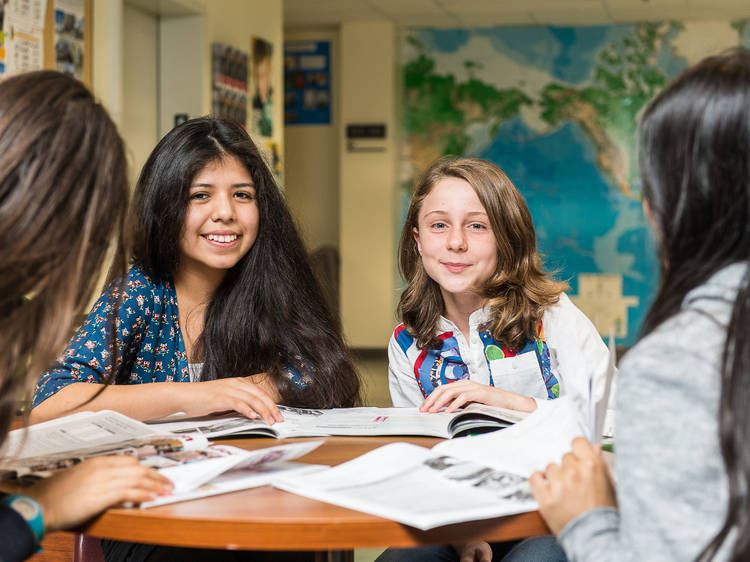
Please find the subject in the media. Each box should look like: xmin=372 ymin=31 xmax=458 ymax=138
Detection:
xmin=431 ymin=222 xmax=447 ymax=230
xmin=189 ymin=192 xmax=209 ymax=201
xmin=234 ymin=190 xmax=255 ymax=201
xmin=468 ymin=222 xmax=488 ymax=231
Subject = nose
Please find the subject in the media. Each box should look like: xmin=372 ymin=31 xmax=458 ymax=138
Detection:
xmin=211 ymin=192 xmax=235 ymax=222
xmin=447 ymin=227 xmax=467 ymax=252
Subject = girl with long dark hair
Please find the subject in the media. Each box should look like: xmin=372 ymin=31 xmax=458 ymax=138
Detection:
xmin=30 ymin=117 xmax=361 ymax=425
xmin=530 ymin=48 xmax=750 ymax=561
xmin=0 ymin=70 xmax=171 ymax=561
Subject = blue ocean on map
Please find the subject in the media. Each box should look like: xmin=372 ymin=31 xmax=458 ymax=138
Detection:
xmin=480 ymin=117 xmax=658 ymax=345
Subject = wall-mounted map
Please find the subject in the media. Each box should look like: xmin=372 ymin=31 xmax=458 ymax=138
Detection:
xmin=402 ymin=20 xmax=750 ymax=345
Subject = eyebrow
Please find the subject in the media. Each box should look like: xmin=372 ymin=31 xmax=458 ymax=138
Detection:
xmin=423 ymin=210 xmax=488 ymax=218
xmin=190 ymin=182 xmax=255 ymax=188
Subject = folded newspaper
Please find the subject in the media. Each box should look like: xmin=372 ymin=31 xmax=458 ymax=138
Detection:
xmin=147 ymin=404 xmax=528 ymax=440
xmin=273 ymin=395 xmax=589 ymax=530
xmin=1 ymin=410 xmax=324 ymax=507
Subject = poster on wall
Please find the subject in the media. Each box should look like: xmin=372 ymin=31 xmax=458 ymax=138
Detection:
xmin=0 ymin=1 xmax=6 ymax=75
xmin=2 ymin=0 xmax=45 ymax=76
xmin=264 ymin=140 xmax=282 ymax=184
xmin=283 ymin=40 xmax=330 ymax=125
xmin=251 ymin=36 xmax=273 ymax=138
xmin=54 ymin=0 xmax=83 ymax=79
xmin=211 ymin=42 xmax=249 ymax=127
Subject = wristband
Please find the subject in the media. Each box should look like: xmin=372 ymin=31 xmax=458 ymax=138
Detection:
xmin=2 ymin=494 xmax=44 ymax=545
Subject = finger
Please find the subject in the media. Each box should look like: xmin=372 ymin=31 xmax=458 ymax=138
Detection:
xmin=561 ymin=452 xmax=577 ymax=467
xmin=427 ymin=388 xmax=463 ymax=412
xmin=444 ymin=393 xmax=472 ymax=413
xmin=420 ymin=387 xmax=445 ymax=412
xmin=237 ymin=381 xmax=282 ymax=422
xmin=571 ymin=436 xmax=594 ymax=457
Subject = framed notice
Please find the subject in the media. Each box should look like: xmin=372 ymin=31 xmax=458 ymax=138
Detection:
xmin=284 ymin=40 xmax=330 ymax=125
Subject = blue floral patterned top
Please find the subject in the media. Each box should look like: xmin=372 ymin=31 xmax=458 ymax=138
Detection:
xmin=32 ymin=264 xmax=310 ymax=409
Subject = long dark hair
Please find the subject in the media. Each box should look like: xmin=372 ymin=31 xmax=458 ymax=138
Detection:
xmin=0 ymin=71 xmax=128 ymax=440
xmin=399 ymin=157 xmax=568 ymax=350
xmin=130 ymin=117 xmax=361 ymax=408
xmin=638 ymin=49 xmax=750 ymax=561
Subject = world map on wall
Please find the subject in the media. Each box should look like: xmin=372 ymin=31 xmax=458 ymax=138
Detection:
xmin=401 ymin=20 xmax=750 ymax=345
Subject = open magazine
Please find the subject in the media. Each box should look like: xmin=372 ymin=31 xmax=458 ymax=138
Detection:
xmin=273 ymin=395 xmax=592 ymax=530
xmin=1 ymin=410 xmax=324 ymax=507
xmin=147 ymin=404 xmax=529 ymax=440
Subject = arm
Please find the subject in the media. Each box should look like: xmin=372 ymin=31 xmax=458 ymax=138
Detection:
xmin=31 ymin=375 xmax=282 ymax=424
xmin=531 ymin=308 xmax=728 ymax=561
xmin=31 ymin=273 xmax=281 ymax=424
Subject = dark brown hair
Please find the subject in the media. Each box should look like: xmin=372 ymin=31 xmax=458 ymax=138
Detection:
xmin=398 ymin=157 xmax=568 ymax=350
xmin=0 ymin=71 xmax=129 ymax=441
xmin=130 ymin=117 xmax=361 ymax=408
xmin=638 ymin=49 xmax=750 ymax=562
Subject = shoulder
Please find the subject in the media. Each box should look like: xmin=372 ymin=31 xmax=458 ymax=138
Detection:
xmin=390 ymin=323 xmax=416 ymax=355
xmin=541 ymin=292 xmax=597 ymax=336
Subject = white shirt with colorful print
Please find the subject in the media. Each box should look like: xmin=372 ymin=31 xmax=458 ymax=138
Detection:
xmin=388 ymin=293 xmax=614 ymax=420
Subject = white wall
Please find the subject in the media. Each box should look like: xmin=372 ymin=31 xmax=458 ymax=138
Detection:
xmin=283 ymin=28 xmax=339 ymax=251
xmin=122 ymin=4 xmax=158 ymax=181
xmin=339 ymin=20 xmax=398 ymax=348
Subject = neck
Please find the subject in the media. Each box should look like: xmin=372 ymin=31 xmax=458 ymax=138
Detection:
xmin=173 ymin=262 xmax=225 ymax=302
xmin=441 ymin=290 xmax=485 ymax=341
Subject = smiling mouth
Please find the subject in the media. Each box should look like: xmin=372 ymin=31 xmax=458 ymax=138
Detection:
xmin=202 ymin=234 xmax=239 ymax=244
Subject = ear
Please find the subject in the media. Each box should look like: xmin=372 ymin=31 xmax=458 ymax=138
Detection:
xmin=412 ymin=226 xmax=422 ymax=255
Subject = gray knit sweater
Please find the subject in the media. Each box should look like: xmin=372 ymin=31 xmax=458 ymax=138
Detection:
xmin=558 ymin=264 xmax=744 ymax=561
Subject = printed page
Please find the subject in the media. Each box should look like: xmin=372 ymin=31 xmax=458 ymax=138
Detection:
xmin=148 ymin=405 xmax=528 ymax=439
xmin=274 ymin=442 xmax=536 ymax=530
xmin=2 ymin=410 xmax=204 ymax=460
xmin=141 ymin=461 xmax=326 ymax=508
xmin=144 ymin=439 xmax=325 ymax=502
xmin=432 ymin=395 xmax=587 ymax=477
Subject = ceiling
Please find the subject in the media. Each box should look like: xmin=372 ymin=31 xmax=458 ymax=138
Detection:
xmin=284 ymin=0 xmax=750 ymax=28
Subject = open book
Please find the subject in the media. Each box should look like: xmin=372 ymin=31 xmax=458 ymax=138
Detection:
xmin=147 ymin=404 xmax=528 ymax=440
xmin=1 ymin=410 xmax=324 ymax=507
xmin=274 ymin=395 xmax=587 ymax=530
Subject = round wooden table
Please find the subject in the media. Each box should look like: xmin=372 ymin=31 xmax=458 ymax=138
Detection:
xmin=83 ymin=436 xmax=548 ymax=554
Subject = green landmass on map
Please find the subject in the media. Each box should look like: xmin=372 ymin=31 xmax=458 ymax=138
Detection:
xmin=403 ymin=35 xmax=533 ymax=176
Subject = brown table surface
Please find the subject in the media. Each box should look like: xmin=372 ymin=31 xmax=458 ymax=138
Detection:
xmin=82 ymin=435 xmax=548 ymax=551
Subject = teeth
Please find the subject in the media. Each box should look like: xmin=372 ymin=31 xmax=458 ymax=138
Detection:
xmin=206 ymin=234 xmax=238 ymax=243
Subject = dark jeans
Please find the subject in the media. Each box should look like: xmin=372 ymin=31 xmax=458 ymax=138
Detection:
xmin=374 ymin=535 xmax=567 ymax=562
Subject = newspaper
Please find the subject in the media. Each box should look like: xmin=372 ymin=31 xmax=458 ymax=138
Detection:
xmin=274 ymin=395 xmax=587 ymax=530
xmin=147 ymin=404 xmax=529 ymax=440
xmin=1 ymin=410 xmax=324 ymax=506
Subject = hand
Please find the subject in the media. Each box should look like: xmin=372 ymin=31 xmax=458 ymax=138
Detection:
xmin=420 ymin=380 xmax=536 ymax=413
xmin=26 ymin=456 xmax=173 ymax=532
xmin=178 ymin=376 xmax=283 ymax=424
xmin=454 ymin=541 xmax=492 ymax=562
xmin=529 ymin=436 xmax=616 ymax=535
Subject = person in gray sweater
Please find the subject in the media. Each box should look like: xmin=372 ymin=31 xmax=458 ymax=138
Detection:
xmin=529 ymin=49 xmax=750 ymax=561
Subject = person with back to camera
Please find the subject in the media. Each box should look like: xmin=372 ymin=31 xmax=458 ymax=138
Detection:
xmin=0 ymin=70 xmax=172 ymax=562
xmin=529 ymin=48 xmax=750 ymax=562
xmin=29 ymin=116 xmax=361 ymax=561
xmin=381 ymin=157 xmax=613 ymax=561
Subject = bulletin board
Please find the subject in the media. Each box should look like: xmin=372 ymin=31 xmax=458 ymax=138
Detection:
xmin=0 ymin=0 xmax=91 ymax=85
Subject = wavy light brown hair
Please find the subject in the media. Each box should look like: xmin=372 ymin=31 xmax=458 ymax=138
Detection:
xmin=0 ymin=71 xmax=128 ymax=441
xmin=398 ymin=157 xmax=568 ymax=350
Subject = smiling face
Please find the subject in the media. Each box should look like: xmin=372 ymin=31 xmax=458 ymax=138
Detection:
xmin=177 ymin=156 xmax=259 ymax=281
xmin=414 ymin=176 xmax=498 ymax=310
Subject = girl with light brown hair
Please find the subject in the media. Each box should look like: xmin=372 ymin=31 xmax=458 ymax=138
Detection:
xmin=389 ymin=157 xmax=611 ymax=415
